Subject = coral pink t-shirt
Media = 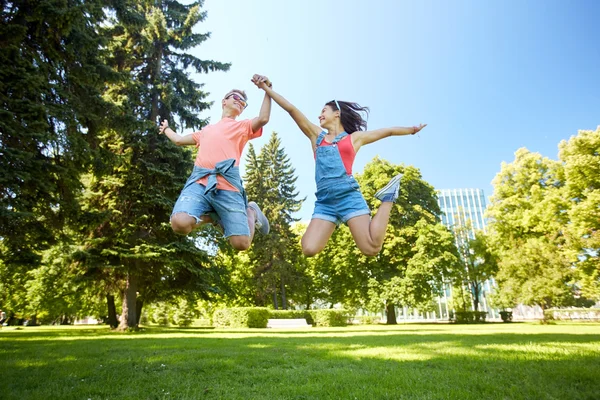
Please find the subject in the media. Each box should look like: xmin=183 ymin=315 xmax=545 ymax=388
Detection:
xmin=192 ymin=117 xmax=262 ymax=191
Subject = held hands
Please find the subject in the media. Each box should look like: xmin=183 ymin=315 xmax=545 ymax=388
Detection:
xmin=412 ymin=123 xmax=427 ymax=135
xmin=158 ymin=119 xmax=169 ymax=134
xmin=251 ymin=74 xmax=272 ymax=90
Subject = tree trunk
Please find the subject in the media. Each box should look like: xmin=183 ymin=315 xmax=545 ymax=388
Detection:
xmin=460 ymin=283 xmax=470 ymax=311
xmin=541 ymin=300 xmax=551 ymax=322
xmin=305 ymin=288 xmax=311 ymax=310
xmin=106 ymin=294 xmax=118 ymax=328
xmin=386 ymin=302 xmax=397 ymax=325
xmin=272 ymin=290 xmax=279 ymax=310
xmin=150 ymin=44 xmax=163 ymax=124
xmin=135 ymin=298 xmax=144 ymax=326
xmin=281 ymin=278 xmax=287 ymax=310
xmin=472 ymin=282 xmax=481 ymax=311
xmin=118 ymin=272 xmax=138 ymax=330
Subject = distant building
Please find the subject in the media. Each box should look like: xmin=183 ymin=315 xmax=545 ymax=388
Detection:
xmin=438 ymin=188 xmax=488 ymax=233
xmin=435 ymin=188 xmax=497 ymax=319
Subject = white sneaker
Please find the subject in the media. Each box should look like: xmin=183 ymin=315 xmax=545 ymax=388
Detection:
xmin=374 ymin=173 xmax=402 ymax=202
xmin=248 ymin=201 xmax=270 ymax=235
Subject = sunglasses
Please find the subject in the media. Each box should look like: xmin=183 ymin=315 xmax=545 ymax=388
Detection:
xmin=226 ymin=93 xmax=247 ymax=108
xmin=333 ymin=99 xmax=341 ymax=115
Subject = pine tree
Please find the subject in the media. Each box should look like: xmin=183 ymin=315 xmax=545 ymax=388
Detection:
xmin=0 ymin=1 xmax=113 ymax=265
xmin=0 ymin=1 xmax=119 ymax=318
xmin=78 ymin=0 xmax=230 ymax=329
xmin=243 ymin=132 xmax=305 ymax=308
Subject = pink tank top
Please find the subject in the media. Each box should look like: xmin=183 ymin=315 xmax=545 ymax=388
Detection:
xmin=317 ymin=134 xmax=356 ymax=175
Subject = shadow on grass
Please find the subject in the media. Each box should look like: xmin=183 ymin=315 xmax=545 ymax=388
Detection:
xmin=1 ymin=324 xmax=448 ymax=339
xmin=0 ymin=321 xmax=586 ymax=339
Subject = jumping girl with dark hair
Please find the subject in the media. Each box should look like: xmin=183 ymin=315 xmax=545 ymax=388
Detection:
xmin=255 ymin=79 xmax=426 ymax=257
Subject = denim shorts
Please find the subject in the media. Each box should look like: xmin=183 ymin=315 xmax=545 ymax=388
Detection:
xmin=171 ymin=182 xmax=250 ymax=237
xmin=312 ymin=176 xmax=371 ymax=225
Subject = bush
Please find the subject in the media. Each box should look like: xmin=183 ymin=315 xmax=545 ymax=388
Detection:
xmin=269 ymin=310 xmax=314 ymax=325
xmin=149 ymin=303 xmax=169 ymax=326
xmin=543 ymin=308 xmax=600 ymax=321
xmin=354 ymin=315 xmax=381 ymax=325
xmin=453 ymin=311 xmax=487 ymax=324
xmin=171 ymin=306 xmax=194 ymax=328
xmin=307 ymin=309 xmax=349 ymax=327
xmin=213 ymin=307 xmax=270 ymax=328
xmin=192 ymin=318 xmax=212 ymax=327
xmin=499 ymin=311 xmax=513 ymax=323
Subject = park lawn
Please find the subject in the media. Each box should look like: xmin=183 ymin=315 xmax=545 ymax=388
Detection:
xmin=0 ymin=322 xmax=599 ymax=400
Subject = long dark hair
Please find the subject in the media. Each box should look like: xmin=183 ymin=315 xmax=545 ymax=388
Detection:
xmin=326 ymin=100 xmax=369 ymax=134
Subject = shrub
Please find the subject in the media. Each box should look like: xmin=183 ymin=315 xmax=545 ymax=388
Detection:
xmin=213 ymin=307 xmax=270 ymax=328
xmin=354 ymin=315 xmax=381 ymax=325
xmin=269 ymin=310 xmax=314 ymax=325
xmin=499 ymin=311 xmax=513 ymax=323
xmin=307 ymin=309 xmax=349 ymax=327
xmin=145 ymin=301 xmax=195 ymax=327
xmin=171 ymin=306 xmax=194 ymax=328
xmin=149 ymin=303 xmax=169 ymax=326
xmin=543 ymin=308 xmax=600 ymax=321
xmin=454 ymin=311 xmax=487 ymax=324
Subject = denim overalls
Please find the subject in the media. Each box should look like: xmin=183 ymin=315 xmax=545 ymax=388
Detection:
xmin=171 ymin=158 xmax=250 ymax=237
xmin=312 ymin=131 xmax=370 ymax=224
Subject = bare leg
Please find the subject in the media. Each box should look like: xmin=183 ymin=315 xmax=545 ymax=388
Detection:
xmin=171 ymin=213 xmax=206 ymax=235
xmin=199 ymin=214 xmax=217 ymax=226
xmin=228 ymin=206 xmax=257 ymax=251
xmin=346 ymin=202 xmax=393 ymax=256
xmin=301 ymin=219 xmax=337 ymax=257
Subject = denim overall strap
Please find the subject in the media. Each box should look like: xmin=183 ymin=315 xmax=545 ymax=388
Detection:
xmin=315 ymin=131 xmax=327 ymax=146
xmin=183 ymin=158 xmax=244 ymax=195
xmin=331 ymin=131 xmax=348 ymax=144
xmin=316 ymin=131 xmax=348 ymax=146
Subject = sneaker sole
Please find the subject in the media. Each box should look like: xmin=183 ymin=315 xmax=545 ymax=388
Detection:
xmin=375 ymin=173 xmax=403 ymax=200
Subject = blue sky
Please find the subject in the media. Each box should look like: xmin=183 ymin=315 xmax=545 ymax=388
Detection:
xmin=188 ymin=0 xmax=600 ymax=221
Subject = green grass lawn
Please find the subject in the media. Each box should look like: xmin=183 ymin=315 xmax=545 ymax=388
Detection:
xmin=1 ymin=322 xmax=599 ymax=400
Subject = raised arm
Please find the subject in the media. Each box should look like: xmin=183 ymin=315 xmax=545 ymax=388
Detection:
xmin=252 ymin=75 xmax=321 ymax=143
xmin=159 ymin=119 xmax=196 ymax=146
xmin=251 ymin=90 xmax=271 ymax=133
xmin=352 ymin=124 xmax=427 ymax=152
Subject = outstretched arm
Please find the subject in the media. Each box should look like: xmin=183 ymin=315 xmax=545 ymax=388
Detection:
xmin=252 ymin=75 xmax=321 ymax=144
xmin=352 ymin=124 xmax=427 ymax=152
xmin=159 ymin=120 xmax=196 ymax=146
